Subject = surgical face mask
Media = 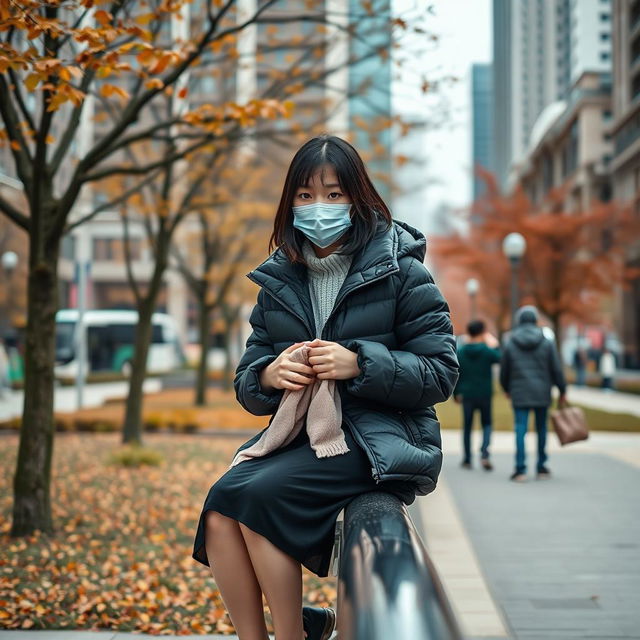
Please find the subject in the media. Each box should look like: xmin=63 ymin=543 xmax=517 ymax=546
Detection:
xmin=292 ymin=202 xmax=353 ymax=248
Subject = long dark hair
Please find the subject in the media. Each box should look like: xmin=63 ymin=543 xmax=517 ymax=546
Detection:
xmin=269 ymin=134 xmax=393 ymax=263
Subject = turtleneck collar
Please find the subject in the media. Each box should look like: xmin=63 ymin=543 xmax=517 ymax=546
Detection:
xmin=301 ymin=239 xmax=353 ymax=275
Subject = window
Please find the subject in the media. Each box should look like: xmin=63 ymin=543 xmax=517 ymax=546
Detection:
xmin=61 ymin=235 xmax=76 ymax=260
xmin=600 ymin=33 xmax=610 ymax=41
xmin=599 ymin=12 xmax=610 ymax=21
xmin=600 ymin=52 xmax=611 ymax=62
xmin=93 ymin=237 xmax=142 ymax=261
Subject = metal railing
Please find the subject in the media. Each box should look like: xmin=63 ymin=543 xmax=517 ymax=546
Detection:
xmin=336 ymin=491 xmax=463 ymax=640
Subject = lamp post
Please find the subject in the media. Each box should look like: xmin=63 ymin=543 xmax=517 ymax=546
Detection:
xmin=1 ymin=251 xmax=18 ymax=338
xmin=502 ymin=232 xmax=527 ymax=326
xmin=465 ymin=277 xmax=479 ymax=320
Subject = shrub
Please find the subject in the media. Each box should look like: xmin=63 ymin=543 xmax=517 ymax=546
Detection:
xmin=107 ymin=444 xmax=164 ymax=468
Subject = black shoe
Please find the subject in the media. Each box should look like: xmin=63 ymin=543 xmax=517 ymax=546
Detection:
xmin=536 ymin=466 xmax=551 ymax=480
xmin=481 ymin=458 xmax=493 ymax=471
xmin=460 ymin=460 xmax=472 ymax=469
xmin=303 ymin=606 xmax=336 ymax=640
xmin=510 ymin=471 xmax=527 ymax=482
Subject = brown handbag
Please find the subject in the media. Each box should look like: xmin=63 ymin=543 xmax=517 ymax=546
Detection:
xmin=550 ymin=400 xmax=589 ymax=446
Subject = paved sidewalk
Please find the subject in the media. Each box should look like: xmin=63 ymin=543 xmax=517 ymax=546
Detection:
xmin=437 ymin=429 xmax=640 ymax=640
xmin=413 ymin=478 xmax=511 ymax=639
xmin=567 ymin=384 xmax=640 ymax=418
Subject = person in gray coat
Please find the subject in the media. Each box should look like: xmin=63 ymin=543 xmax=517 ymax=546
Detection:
xmin=500 ymin=305 xmax=567 ymax=482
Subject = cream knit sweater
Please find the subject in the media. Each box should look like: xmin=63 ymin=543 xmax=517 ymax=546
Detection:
xmin=301 ymin=239 xmax=353 ymax=338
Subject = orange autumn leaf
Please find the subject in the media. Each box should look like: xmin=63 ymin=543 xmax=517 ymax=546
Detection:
xmin=100 ymin=84 xmax=130 ymax=101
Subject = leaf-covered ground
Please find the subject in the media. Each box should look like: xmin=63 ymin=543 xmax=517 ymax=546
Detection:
xmin=0 ymin=433 xmax=337 ymax=634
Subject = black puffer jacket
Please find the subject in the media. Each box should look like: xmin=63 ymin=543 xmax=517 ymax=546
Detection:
xmin=499 ymin=322 xmax=567 ymax=408
xmin=233 ymin=218 xmax=459 ymax=504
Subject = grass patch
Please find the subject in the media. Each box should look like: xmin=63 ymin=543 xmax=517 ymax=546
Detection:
xmin=107 ymin=444 xmax=164 ymax=468
xmin=437 ymin=392 xmax=640 ymax=432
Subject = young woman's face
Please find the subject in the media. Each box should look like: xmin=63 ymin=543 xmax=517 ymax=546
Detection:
xmin=294 ymin=164 xmax=352 ymax=206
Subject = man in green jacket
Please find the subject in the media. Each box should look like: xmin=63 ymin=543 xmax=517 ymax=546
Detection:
xmin=454 ymin=320 xmax=501 ymax=470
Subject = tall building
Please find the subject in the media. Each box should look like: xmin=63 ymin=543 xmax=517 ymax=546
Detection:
xmin=611 ymin=0 xmax=640 ymax=367
xmin=492 ymin=0 xmax=613 ymax=190
xmin=347 ymin=0 xmax=392 ymax=200
xmin=516 ymin=70 xmax=612 ymax=211
xmin=471 ymin=64 xmax=494 ymax=199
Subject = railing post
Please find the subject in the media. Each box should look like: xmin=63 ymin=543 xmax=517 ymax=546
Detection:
xmin=336 ymin=491 xmax=462 ymax=640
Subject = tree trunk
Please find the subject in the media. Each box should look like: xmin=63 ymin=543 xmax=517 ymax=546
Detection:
xmin=11 ymin=239 xmax=59 ymax=536
xmin=122 ymin=295 xmax=155 ymax=444
xmin=194 ymin=299 xmax=212 ymax=406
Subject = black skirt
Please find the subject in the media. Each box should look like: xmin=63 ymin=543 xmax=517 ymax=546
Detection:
xmin=192 ymin=424 xmax=378 ymax=577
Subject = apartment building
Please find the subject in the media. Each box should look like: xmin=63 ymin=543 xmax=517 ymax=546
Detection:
xmin=492 ymin=0 xmax=613 ymax=190
xmin=611 ymin=0 xmax=640 ymax=367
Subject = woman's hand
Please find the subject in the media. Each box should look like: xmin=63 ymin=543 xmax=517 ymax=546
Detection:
xmin=306 ymin=338 xmax=361 ymax=380
xmin=260 ymin=342 xmax=316 ymax=392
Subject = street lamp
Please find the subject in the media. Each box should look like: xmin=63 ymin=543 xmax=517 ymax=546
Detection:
xmin=502 ymin=232 xmax=527 ymax=325
xmin=465 ymin=277 xmax=479 ymax=320
xmin=2 ymin=250 xmax=18 ymax=273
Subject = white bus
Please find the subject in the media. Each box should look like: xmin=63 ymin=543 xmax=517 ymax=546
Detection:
xmin=55 ymin=309 xmax=185 ymax=378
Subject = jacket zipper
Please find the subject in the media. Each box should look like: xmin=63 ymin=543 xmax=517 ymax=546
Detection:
xmin=342 ymin=413 xmax=383 ymax=482
xmin=321 ymin=264 xmax=399 ymax=340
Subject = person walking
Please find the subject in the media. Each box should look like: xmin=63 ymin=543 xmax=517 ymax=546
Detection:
xmin=191 ymin=135 xmax=459 ymax=640
xmin=500 ymin=305 xmax=567 ymax=483
xmin=573 ymin=347 xmax=588 ymax=387
xmin=453 ymin=319 xmax=500 ymax=471
xmin=599 ymin=346 xmax=616 ymax=392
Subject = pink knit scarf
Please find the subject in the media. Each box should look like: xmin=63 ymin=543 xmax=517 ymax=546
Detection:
xmin=230 ymin=345 xmax=350 ymax=466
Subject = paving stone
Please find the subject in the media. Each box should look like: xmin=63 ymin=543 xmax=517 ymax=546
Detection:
xmin=442 ymin=451 xmax=640 ymax=639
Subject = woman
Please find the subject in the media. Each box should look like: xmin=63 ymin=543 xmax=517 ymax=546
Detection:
xmin=192 ymin=135 xmax=459 ymax=640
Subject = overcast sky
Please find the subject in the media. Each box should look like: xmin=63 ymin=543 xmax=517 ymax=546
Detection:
xmin=392 ymin=0 xmax=492 ymax=232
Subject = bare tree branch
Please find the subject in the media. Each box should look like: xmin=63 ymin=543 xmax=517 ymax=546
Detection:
xmin=64 ymin=169 xmax=163 ymax=233
xmin=7 ymin=67 xmax=36 ymax=133
xmin=74 ymin=0 xmax=266 ymax=175
xmin=0 ymin=75 xmax=33 ymax=188
xmin=0 ymin=193 xmax=30 ymax=231
xmin=120 ymin=204 xmax=143 ymax=304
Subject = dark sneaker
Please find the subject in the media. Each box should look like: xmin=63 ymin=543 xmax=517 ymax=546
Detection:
xmin=461 ymin=460 xmax=472 ymax=469
xmin=536 ymin=467 xmax=551 ymax=480
xmin=481 ymin=458 xmax=493 ymax=471
xmin=510 ymin=472 xmax=527 ymax=482
xmin=303 ymin=606 xmax=336 ymax=640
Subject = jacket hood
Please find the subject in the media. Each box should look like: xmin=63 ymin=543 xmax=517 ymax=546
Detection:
xmin=511 ymin=324 xmax=545 ymax=350
xmin=393 ymin=218 xmax=426 ymax=262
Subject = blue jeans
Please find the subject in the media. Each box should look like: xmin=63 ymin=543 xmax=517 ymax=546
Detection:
xmin=513 ymin=406 xmax=548 ymax=474
xmin=462 ymin=397 xmax=492 ymax=463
